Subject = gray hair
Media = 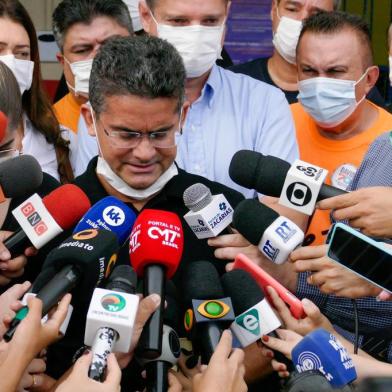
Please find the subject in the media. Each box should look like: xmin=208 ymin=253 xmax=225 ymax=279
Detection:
xmin=52 ymin=0 xmax=133 ymax=51
xmin=0 ymin=62 xmax=22 ymax=133
xmin=89 ymin=35 xmax=186 ymax=117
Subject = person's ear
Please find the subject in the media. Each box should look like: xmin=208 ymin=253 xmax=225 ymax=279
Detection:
xmin=180 ymin=101 xmax=191 ymax=129
xmin=81 ymin=104 xmax=96 ymax=137
xmin=363 ymin=65 xmax=379 ymax=94
xmin=56 ymin=52 xmax=64 ymax=66
xmin=139 ymin=0 xmax=154 ymax=34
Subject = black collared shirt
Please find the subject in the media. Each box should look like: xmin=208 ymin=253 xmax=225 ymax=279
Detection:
xmin=46 ymin=157 xmax=244 ymax=381
xmin=74 ymin=157 xmax=244 ymax=281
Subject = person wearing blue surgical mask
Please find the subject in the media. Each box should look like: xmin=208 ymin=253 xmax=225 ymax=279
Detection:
xmin=291 ymin=11 xmax=392 ymax=249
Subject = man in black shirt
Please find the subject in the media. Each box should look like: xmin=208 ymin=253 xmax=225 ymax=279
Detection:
xmin=230 ymin=0 xmax=384 ymax=107
xmin=46 ymin=34 xmax=244 ymax=384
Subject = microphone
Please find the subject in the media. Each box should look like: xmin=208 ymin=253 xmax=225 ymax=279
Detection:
xmin=233 ymin=199 xmax=304 ymax=264
xmin=4 ymin=228 xmax=119 ymax=341
xmin=74 ymin=196 xmax=137 ymax=245
xmin=129 ymin=209 xmax=183 ymax=359
xmin=138 ymin=281 xmax=181 ymax=392
xmin=85 ymin=265 xmax=139 ymax=381
xmin=0 ymin=155 xmax=43 ymax=202
xmin=5 ymin=184 xmax=91 ymax=258
xmin=229 ymin=150 xmax=346 ymax=215
xmin=221 ymin=269 xmax=281 ymax=348
xmin=291 ymin=328 xmax=357 ymax=389
xmin=183 ymin=183 xmax=234 ymax=239
xmin=182 ymin=261 xmax=235 ymax=364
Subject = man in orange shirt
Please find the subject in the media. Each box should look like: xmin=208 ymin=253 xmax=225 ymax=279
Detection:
xmin=292 ymin=11 xmax=392 ymax=246
xmin=52 ymin=0 xmax=133 ymax=133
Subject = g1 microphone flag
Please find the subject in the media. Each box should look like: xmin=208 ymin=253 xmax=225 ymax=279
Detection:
xmin=6 ymin=184 xmax=91 ymax=257
xmin=74 ymin=196 xmax=137 ymax=244
xmin=183 ymin=183 xmax=234 ymax=239
xmin=86 ymin=265 xmax=139 ymax=381
xmin=129 ymin=209 xmax=183 ymax=358
xmin=4 ymin=229 xmax=119 ymax=341
xmin=221 ymin=269 xmax=281 ymax=348
xmin=229 ymin=150 xmax=346 ymax=215
xmin=233 ymin=199 xmax=304 ymax=264
xmin=292 ymin=328 xmax=357 ymax=388
xmin=182 ymin=261 xmax=235 ymax=364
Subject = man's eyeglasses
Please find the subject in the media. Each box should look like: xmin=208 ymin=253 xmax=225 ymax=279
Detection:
xmin=102 ymin=127 xmax=181 ymax=149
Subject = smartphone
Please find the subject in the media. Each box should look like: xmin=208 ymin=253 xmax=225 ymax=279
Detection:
xmin=233 ymin=253 xmax=305 ymax=319
xmin=327 ymin=223 xmax=392 ymax=293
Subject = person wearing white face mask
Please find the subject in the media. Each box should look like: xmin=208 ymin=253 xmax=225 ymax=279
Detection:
xmin=231 ymin=0 xmax=338 ymax=103
xmin=52 ymin=0 xmax=133 ymax=136
xmin=48 ymin=34 xmax=245 ymax=380
xmin=139 ymin=0 xmax=301 ymax=204
xmin=0 ymin=0 xmax=74 ymax=183
xmin=290 ymin=11 xmax=392 ymax=247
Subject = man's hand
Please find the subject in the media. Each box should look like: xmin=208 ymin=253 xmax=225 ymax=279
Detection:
xmin=291 ymin=245 xmax=381 ymax=298
xmin=55 ymin=352 xmax=121 ymax=392
xmin=192 ymin=330 xmax=247 ymax=392
xmin=0 ymin=281 xmax=31 ymax=338
xmin=265 ymin=286 xmax=334 ymax=335
xmin=115 ymin=294 xmax=161 ymax=369
xmin=0 ymin=231 xmax=37 ymax=286
xmin=317 ymin=187 xmax=392 ymax=238
xmin=208 ymin=231 xmax=262 ymax=262
xmin=11 ymin=294 xmax=72 ymax=360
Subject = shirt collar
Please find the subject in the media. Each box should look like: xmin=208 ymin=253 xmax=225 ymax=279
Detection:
xmin=199 ymin=64 xmax=222 ymax=109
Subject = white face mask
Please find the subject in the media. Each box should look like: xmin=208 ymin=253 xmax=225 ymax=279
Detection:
xmin=272 ymin=8 xmax=302 ymax=65
xmin=0 ymin=55 xmax=34 ymax=94
xmin=90 ymin=107 xmax=178 ymax=200
xmin=298 ymin=71 xmax=368 ymax=128
xmin=389 ymin=55 xmax=392 ymax=87
xmin=65 ymin=57 xmax=93 ymax=96
xmin=124 ymin=0 xmax=142 ymax=32
xmin=151 ymin=12 xmax=225 ymax=78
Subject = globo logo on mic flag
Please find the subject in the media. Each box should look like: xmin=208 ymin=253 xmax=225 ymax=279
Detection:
xmin=129 ymin=209 xmax=184 ymax=278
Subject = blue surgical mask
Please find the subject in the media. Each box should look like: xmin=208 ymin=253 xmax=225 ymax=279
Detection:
xmin=298 ymin=71 xmax=368 ymax=128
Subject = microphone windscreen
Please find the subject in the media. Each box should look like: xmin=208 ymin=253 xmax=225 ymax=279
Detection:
xmin=0 ymin=111 xmax=7 ymax=143
xmin=74 ymin=196 xmax=137 ymax=244
xmin=183 ymin=183 xmax=213 ymax=212
xmin=106 ymin=265 xmax=137 ymax=294
xmin=129 ymin=209 xmax=184 ymax=279
xmin=43 ymin=184 xmax=91 ymax=229
xmin=221 ymin=269 xmax=264 ymax=315
xmin=0 ymin=155 xmax=43 ymax=198
xmin=33 ymin=229 xmax=119 ymax=297
xmin=229 ymin=150 xmax=290 ymax=196
xmin=233 ymin=199 xmax=279 ymax=245
xmin=182 ymin=261 xmax=224 ymax=305
xmin=164 ymin=280 xmax=180 ymax=329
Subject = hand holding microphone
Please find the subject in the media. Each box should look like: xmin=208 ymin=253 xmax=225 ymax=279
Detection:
xmin=129 ymin=209 xmax=183 ymax=359
xmin=317 ymin=186 xmax=392 ymax=238
xmin=229 ymin=150 xmax=346 ymax=215
xmin=0 ymin=295 xmax=71 ymax=392
xmin=192 ymin=330 xmax=247 ymax=392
